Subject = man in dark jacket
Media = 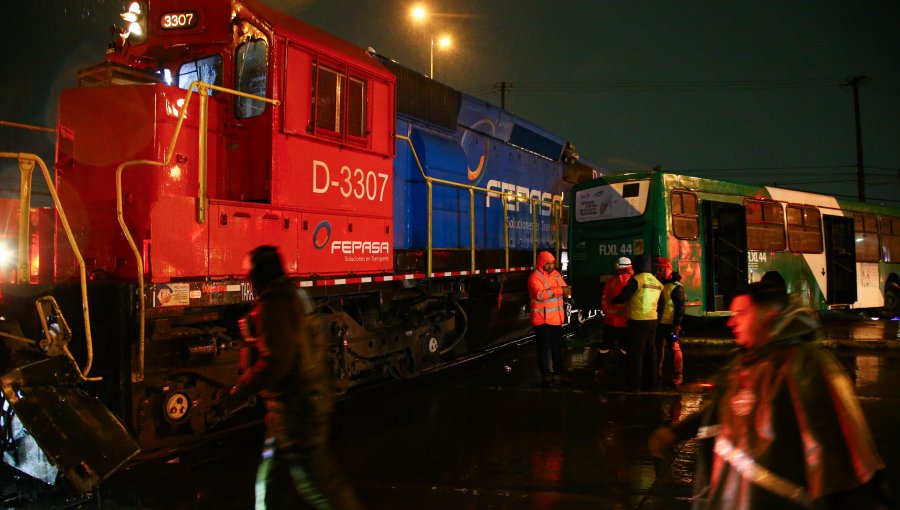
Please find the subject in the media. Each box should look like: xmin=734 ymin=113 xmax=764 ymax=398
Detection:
xmin=224 ymin=245 xmax=364 ymax=510
xmin=648 ymin=282 xmax=889 ymax=509
xmin=654 ymin=257 xmax=685 ymax=387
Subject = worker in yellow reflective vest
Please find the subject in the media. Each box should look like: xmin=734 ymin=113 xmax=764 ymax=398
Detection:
xmin=528 ymin=250 xmax=570 ymax=387
xmin=612 ymin=254 xmax=664 ymax=392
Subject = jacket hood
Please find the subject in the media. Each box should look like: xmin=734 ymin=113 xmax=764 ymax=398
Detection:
xmin=537 ymin=251 xmax=556 ymax=270
xmin=748 ymin=296 xmax=822 ymax=359
xmin=634 ymin=254 xmax=652 ymax=273
xmin=249 ymin=245 xmax=286 ymax=292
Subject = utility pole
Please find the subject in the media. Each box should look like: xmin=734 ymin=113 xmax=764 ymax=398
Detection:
xmin=493 ymin=81 xmax=512 ymax=110
xmin=844 ymin=76 xmax=869 ymax=202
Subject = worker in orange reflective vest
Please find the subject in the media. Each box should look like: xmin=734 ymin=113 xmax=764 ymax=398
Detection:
xmin=528 ymin=250 xmax=570 ymax=387
xmin=599 ymin=257 xmax=634 ymax=355
xmin=612 ymin=254 xmax=664 ymax=392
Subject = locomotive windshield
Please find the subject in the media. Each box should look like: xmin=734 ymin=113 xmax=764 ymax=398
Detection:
xmin=574 ymin=178 xmax=651 ymax=222
xmin=177 ymin=54 xmax=223 ymax=93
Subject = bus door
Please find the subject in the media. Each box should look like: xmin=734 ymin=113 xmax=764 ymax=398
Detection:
xmin=702 ymin=201 xmax=747 ymax=312
xmin=823 ymin=215 xmax=857 ymax=305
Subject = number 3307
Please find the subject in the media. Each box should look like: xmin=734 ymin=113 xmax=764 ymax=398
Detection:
xmin=161 ymin=12 xmax=196 ymax=30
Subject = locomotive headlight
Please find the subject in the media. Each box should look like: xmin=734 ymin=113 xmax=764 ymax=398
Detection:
xmin=119 ymin=2 xmax=141 ymax=23
xmin=120 ymin=2 xmax=147 ymax=43
xmin=0 ymin=241 xmax=15 ymax=268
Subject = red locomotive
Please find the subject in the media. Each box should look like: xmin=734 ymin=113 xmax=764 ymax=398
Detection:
xmin=0 ymin=0 xmax=599 ymax=492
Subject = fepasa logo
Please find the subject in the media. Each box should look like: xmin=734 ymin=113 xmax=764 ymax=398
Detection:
xmin=331 ymin=240 xmax=390 ymax=255
xmin=312 ymin=219 xmax=390 ymax=255
xmin=312 ymin=221 xmax=332 ymax=250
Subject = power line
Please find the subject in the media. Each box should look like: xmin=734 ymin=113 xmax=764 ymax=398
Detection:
xmin=828 ymin=193 xmax=900 ymax=204
xmin=472 ymin=77 xmax=852 ymax=94
xmin=674 ymin=165 xmax=853 ymax=173
xmin=770 ymin=178 xmax=896 ymax=186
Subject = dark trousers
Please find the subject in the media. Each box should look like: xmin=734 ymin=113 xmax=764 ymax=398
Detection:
xmin=257 ymin=398 xmax=364 ymax=510
xmin=600 ymin=323 xmax=627 ymax=351
xmin=655 ymin=323 xmax=681 ymax=385
xmin=534 ymin=324 xmax=565 ymax=377
xmin=624 ymin=319 xmax=658 ymax=392
xmin=594 ymin=324 xmax=627 ymax=373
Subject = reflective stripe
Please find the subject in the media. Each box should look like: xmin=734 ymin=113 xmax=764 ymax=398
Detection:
xmin=714 ymin=437 xmax=813 ymax=508
xmin=531 ymin=270 xmax=566 ymax=325
xmin=696 ymin=424 xmax=721 ymax=439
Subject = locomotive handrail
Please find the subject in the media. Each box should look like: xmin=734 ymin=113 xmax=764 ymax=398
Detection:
xmin=395 ymin=134 xmax=565 ymax=276
xmin=115 ymin=81 xmax=278 ymax=383
xmin=0 ymin=152 xmax=99 ymax=381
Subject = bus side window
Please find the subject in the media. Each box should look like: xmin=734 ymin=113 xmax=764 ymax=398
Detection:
xmin=786 ymin=205 xmax=823 ymax=253
xmin=746 ymin=200 xmax=785 ymax=251
xmin=882 ymin=217 xmax=900 ymax=262
xmin=671 ymin=191 xmax=698 ymax=239
xmin=854 ymin=214 xmax=880 ymax=262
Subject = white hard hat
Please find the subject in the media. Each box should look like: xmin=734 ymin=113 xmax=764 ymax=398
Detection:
xmin=617 ymin=257 xmax=632 ymax=268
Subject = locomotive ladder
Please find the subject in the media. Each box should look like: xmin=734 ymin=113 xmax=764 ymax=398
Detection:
xmin=0 ymin=150 xmax=99 ymax=381
xmin=396 ymin=134 xmax=567 ymax=277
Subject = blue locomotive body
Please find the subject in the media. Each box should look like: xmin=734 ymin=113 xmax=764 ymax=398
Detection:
xmin=393 ymin=92 xmax=576 ymax=254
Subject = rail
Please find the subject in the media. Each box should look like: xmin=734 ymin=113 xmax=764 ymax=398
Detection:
xmin=115 ymin=81 xmax=279 ymax=382
xmin=395 ymin=134 xmax=566 ymax=276
xmin=0 ymin=152 xmax=99 ymax=381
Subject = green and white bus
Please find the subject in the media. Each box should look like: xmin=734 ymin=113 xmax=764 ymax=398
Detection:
xmin=568 ymin=171 xmax=900 ymax=317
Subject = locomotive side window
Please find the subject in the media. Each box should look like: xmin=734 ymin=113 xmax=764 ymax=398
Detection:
xmin=347 ymin=76 xmax=366 ymax=138
xmin=177 ymin=55 xmax=223 ymax=93
xmin=786 ymin=205 xmax=823 ymax=253
xmin=312 ymin=62 xmax=368 ymax=142
xmin=314 ymin=65 xmax=340 ymax=132
xmin=234 ymin=38 xmax=268 ymax=119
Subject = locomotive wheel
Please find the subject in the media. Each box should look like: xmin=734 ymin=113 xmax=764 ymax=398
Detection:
xmin=163 ymin=391 xmax=191 ymax=423
xmin=424 ymin=334 xmax=440 ymax=356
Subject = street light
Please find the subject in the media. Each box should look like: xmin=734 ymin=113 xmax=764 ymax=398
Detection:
xmin=409 ymin=5 xmax=452 ymax=79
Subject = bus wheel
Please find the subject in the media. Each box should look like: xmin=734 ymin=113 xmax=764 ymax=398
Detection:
xmin=884 ymin=281 xmax=900 ymax=317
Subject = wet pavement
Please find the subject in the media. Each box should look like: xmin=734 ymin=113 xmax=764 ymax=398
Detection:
xmin=4 ymin=314 xmax=900 ymax=509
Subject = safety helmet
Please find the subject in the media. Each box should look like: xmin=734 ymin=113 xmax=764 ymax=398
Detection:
xmin=616 ymin=257 xmax=632 ymax=268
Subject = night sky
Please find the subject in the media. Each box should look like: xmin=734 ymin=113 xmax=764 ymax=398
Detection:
xmin=2 ymin=0 xmax=898 ymax=204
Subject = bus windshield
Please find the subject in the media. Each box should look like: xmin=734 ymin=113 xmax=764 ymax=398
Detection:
xmin=574 ymin=179 xmax=650 ymax=222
